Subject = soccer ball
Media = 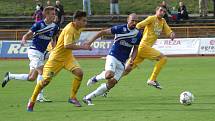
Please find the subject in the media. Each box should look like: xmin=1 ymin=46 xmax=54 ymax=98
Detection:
xmin=179 ymin=91 xmax=194 ymax=105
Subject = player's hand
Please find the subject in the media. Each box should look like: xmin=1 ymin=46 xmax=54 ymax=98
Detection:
xmin=170 ymin=32 xmax=175 ymax=41
xmin=21 ymin=39 xmax=27 ymax=46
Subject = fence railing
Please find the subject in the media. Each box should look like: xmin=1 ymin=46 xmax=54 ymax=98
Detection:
xmin=0 ymin=26 xmax=215 ymax=40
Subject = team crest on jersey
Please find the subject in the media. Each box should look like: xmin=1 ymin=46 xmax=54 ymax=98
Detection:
xmin=123 ymin=27 xmax=127 ymax=32
xmin=41 ymin=23 xmax=45 ymax=28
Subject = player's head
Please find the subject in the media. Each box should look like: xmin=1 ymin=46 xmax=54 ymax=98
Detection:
xmin=56 ymin=0 xmax=60 ymax=6
xmin=127 ymin=13 xmax=138 ymax=30
xmin=43 ymin=6 xmax=56 ymax=22
xmin=155 ymin=6 xmax=166 ymax=18
xmin=73 ymin=10 xmax=87 ymax=28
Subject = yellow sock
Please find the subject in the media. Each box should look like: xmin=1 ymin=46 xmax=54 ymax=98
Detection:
xmin=30 ymin=81 xmax=43 ymax=102
xmin=149 ymin=57 xmax=167 ymax=81
xmin=70 ymin=77 xmax=82 ymax=99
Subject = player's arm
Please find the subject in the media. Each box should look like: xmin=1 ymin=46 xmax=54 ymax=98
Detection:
xmin=21 ymin=30 xmax=33 ymax=46
xmin=87 ymin=28 xmax=112 ymax=45
xmin=129 ymin=45 xmax=138 ymax=66
xmin=136 ymin=16 xmax=153 ymax=30
xmin=64 ymin=31 xmax=91 ymax=50
xmin=163 ymin=21 xmax=175 ymax=40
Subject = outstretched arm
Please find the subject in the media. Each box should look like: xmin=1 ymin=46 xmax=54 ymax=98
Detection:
xmin=129 ymin=45 xmax=138 ymax=67
xmin=85 ymin=28 xmax=112 ymax=45
xmin=21 ymin=30 xmax=33 ymax=46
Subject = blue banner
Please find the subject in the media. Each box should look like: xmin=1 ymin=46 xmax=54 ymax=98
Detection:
xmin=0 ymin=40 xmax=113 ymax=59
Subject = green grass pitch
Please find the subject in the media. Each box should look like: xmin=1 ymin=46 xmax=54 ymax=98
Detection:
xmin=0 ymin=57 xmax=214 ymax=121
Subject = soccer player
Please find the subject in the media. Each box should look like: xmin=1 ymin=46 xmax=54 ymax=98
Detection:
xmin=2 ymin=6 xmax=59 ymax=102
xmin=82 ymin=13 xmax=142 ymax=105
xmin=124 ymin=6 xmax=176 ymax=89
xmin=27 ymin=10 xmax=91 ymax=111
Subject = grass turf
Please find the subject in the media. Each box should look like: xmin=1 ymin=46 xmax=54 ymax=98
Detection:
xmin=0 ymin=57 xmax=214 ymax=121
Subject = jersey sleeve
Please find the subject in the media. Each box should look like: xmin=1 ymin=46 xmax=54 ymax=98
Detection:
xmin=136 ymin=16 xmax=154 ymax=29
xmin=111 ymin=25 xmax=122 ymax=34
xmin=64 ymin=29 xmax=75 ymax=46
xmin=30 ymin=22 xmax=40 ymax=32
xmin=163 ymin=20 xmax=173 ymax=36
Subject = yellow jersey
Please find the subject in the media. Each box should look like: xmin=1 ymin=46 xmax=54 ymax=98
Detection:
xmin=49 ymin=22 xmax=82 ymax=61
xmin=136 ymin=15 xmax=172 ymax=47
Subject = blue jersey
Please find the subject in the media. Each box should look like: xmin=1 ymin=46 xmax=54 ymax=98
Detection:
xmin=109 ymin=24 xmax=142 ymax=63
xmin=30 ymin=20 xmax=59 ymax=53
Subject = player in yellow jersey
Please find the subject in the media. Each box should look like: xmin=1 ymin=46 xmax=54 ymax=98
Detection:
xmin=27 ymin=10 xmax=92 ymax=111
xmin=124 ymin=6 xmax=175 ymax=89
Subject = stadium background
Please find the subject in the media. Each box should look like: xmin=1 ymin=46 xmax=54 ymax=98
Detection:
xmin=0 ymin=0 xmax=215 ymax=121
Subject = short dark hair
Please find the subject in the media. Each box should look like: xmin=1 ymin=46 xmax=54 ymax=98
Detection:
xmin=156 ymin=5 xmax=166 ymax=11
xmin=73 ymin=10 xmax=87 ymax=20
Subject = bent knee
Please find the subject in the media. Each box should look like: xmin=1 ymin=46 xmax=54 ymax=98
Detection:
xmin=105 ymin=71 xmax=114 ymax=79
xmin=156 ymin=54 xmax=167 ymax=61
xmin=28 ymin=76 xmax=36 ymax=81
xmin=72 ymin=69 xmax=83 ymax=80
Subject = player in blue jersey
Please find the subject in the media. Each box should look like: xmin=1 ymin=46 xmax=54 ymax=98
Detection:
xmin=82 ymin=13 xmax=141 ymax=105
xmin=2 ymin=6 xmax=59 ymax=102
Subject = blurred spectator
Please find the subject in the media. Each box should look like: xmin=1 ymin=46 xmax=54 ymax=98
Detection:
xmin=46 ymin=0 xmax=52 ymax=6
xmin=35 ymin=0 xmax=44 ymax=11
xmin=199 ymin=0 xmax=208 ymax=17
xmin=213 ymin=0 xmax=215 ymax=17
xmin=177 ymin=1 xmax=189 ymax=20
xmin=160 ymin=1 xmax=171 ymax=22
xmin=55 ymin=0 xmax=65 ymax=26
xmin=83 ymin=0 xmax=92 ymax=16
xmin=171 ymin=7 xmax=178 ymax=21
xmin=33 ymin=5 xmax=43 ymax=22
xmin=110 ymin=0 xmax=120 ymax=15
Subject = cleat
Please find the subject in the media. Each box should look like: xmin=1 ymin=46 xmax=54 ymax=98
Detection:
xmin=2 ymin=72 xmax=11 ymax=88
xmin=147 ymin=80 xmax=162 ymax=89
xmin=83 ymin=96 xmax=94 ymax=106
xmin=37 ymin=96 xmax=52 ymax=103
xmin=68 ymin=98 xmax=82 ymax=107
xmin=87 ymin=76 xmax=98 ymax=87
xmin=27 ymin=100 xmax=35 ymax=112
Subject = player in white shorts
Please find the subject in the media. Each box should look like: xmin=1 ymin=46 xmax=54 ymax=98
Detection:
xmin=83 ymin=13 xmax=142 ymax=105
xmin=1 ymin=6 xmax=59 ymax=102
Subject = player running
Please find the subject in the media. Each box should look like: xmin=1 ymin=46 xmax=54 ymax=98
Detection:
xmin=83 ymin=13 xmax=142 ymax=105
xmin=124 ymin=6 xmax=176 ymax=89
xmin=27 ymin=10 xmax=91 ymax=111
xmin=2 ymin=6 xmax=59 ymax=102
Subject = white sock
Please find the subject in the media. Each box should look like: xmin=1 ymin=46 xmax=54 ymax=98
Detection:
xmin=95 ymin=71 xmax=106 ymax=81
xmin=9 ymin=73 xmax=28 ymax=81
xmin=36 ymin=74 xmax=44 ymax=99
xmin=85 ymin=83 xmax=108 ymax=99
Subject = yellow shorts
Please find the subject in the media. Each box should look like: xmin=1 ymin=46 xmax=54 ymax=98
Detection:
xmin=42 ymin=56 xmax=80 ymax=80
xmin=129 ymin=44 xmax=161 ymax=68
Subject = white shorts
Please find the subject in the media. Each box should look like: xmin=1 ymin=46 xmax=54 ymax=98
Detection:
xmin=28 ymin=49 xmax=45 ymax=70
xmin=105 ymin=55 xmax=125 ymax=81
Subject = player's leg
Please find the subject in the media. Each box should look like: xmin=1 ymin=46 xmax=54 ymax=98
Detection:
xmin=87 ymin=55 xmax=115 ymax=86
xmin=84 ymin=56 xmax=123 ymax=105
xmin=27 ymin=60 xmax=63 ymax=111
xmin=144 ymin=46 xmax=167 ymax=89
xmin=124 ymin=46 xmax=145 ymax=76
xmin=2 ymin=49 xmax=42 ymax=87
xmin=64 ymin=57 xmax=83 ymax=107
